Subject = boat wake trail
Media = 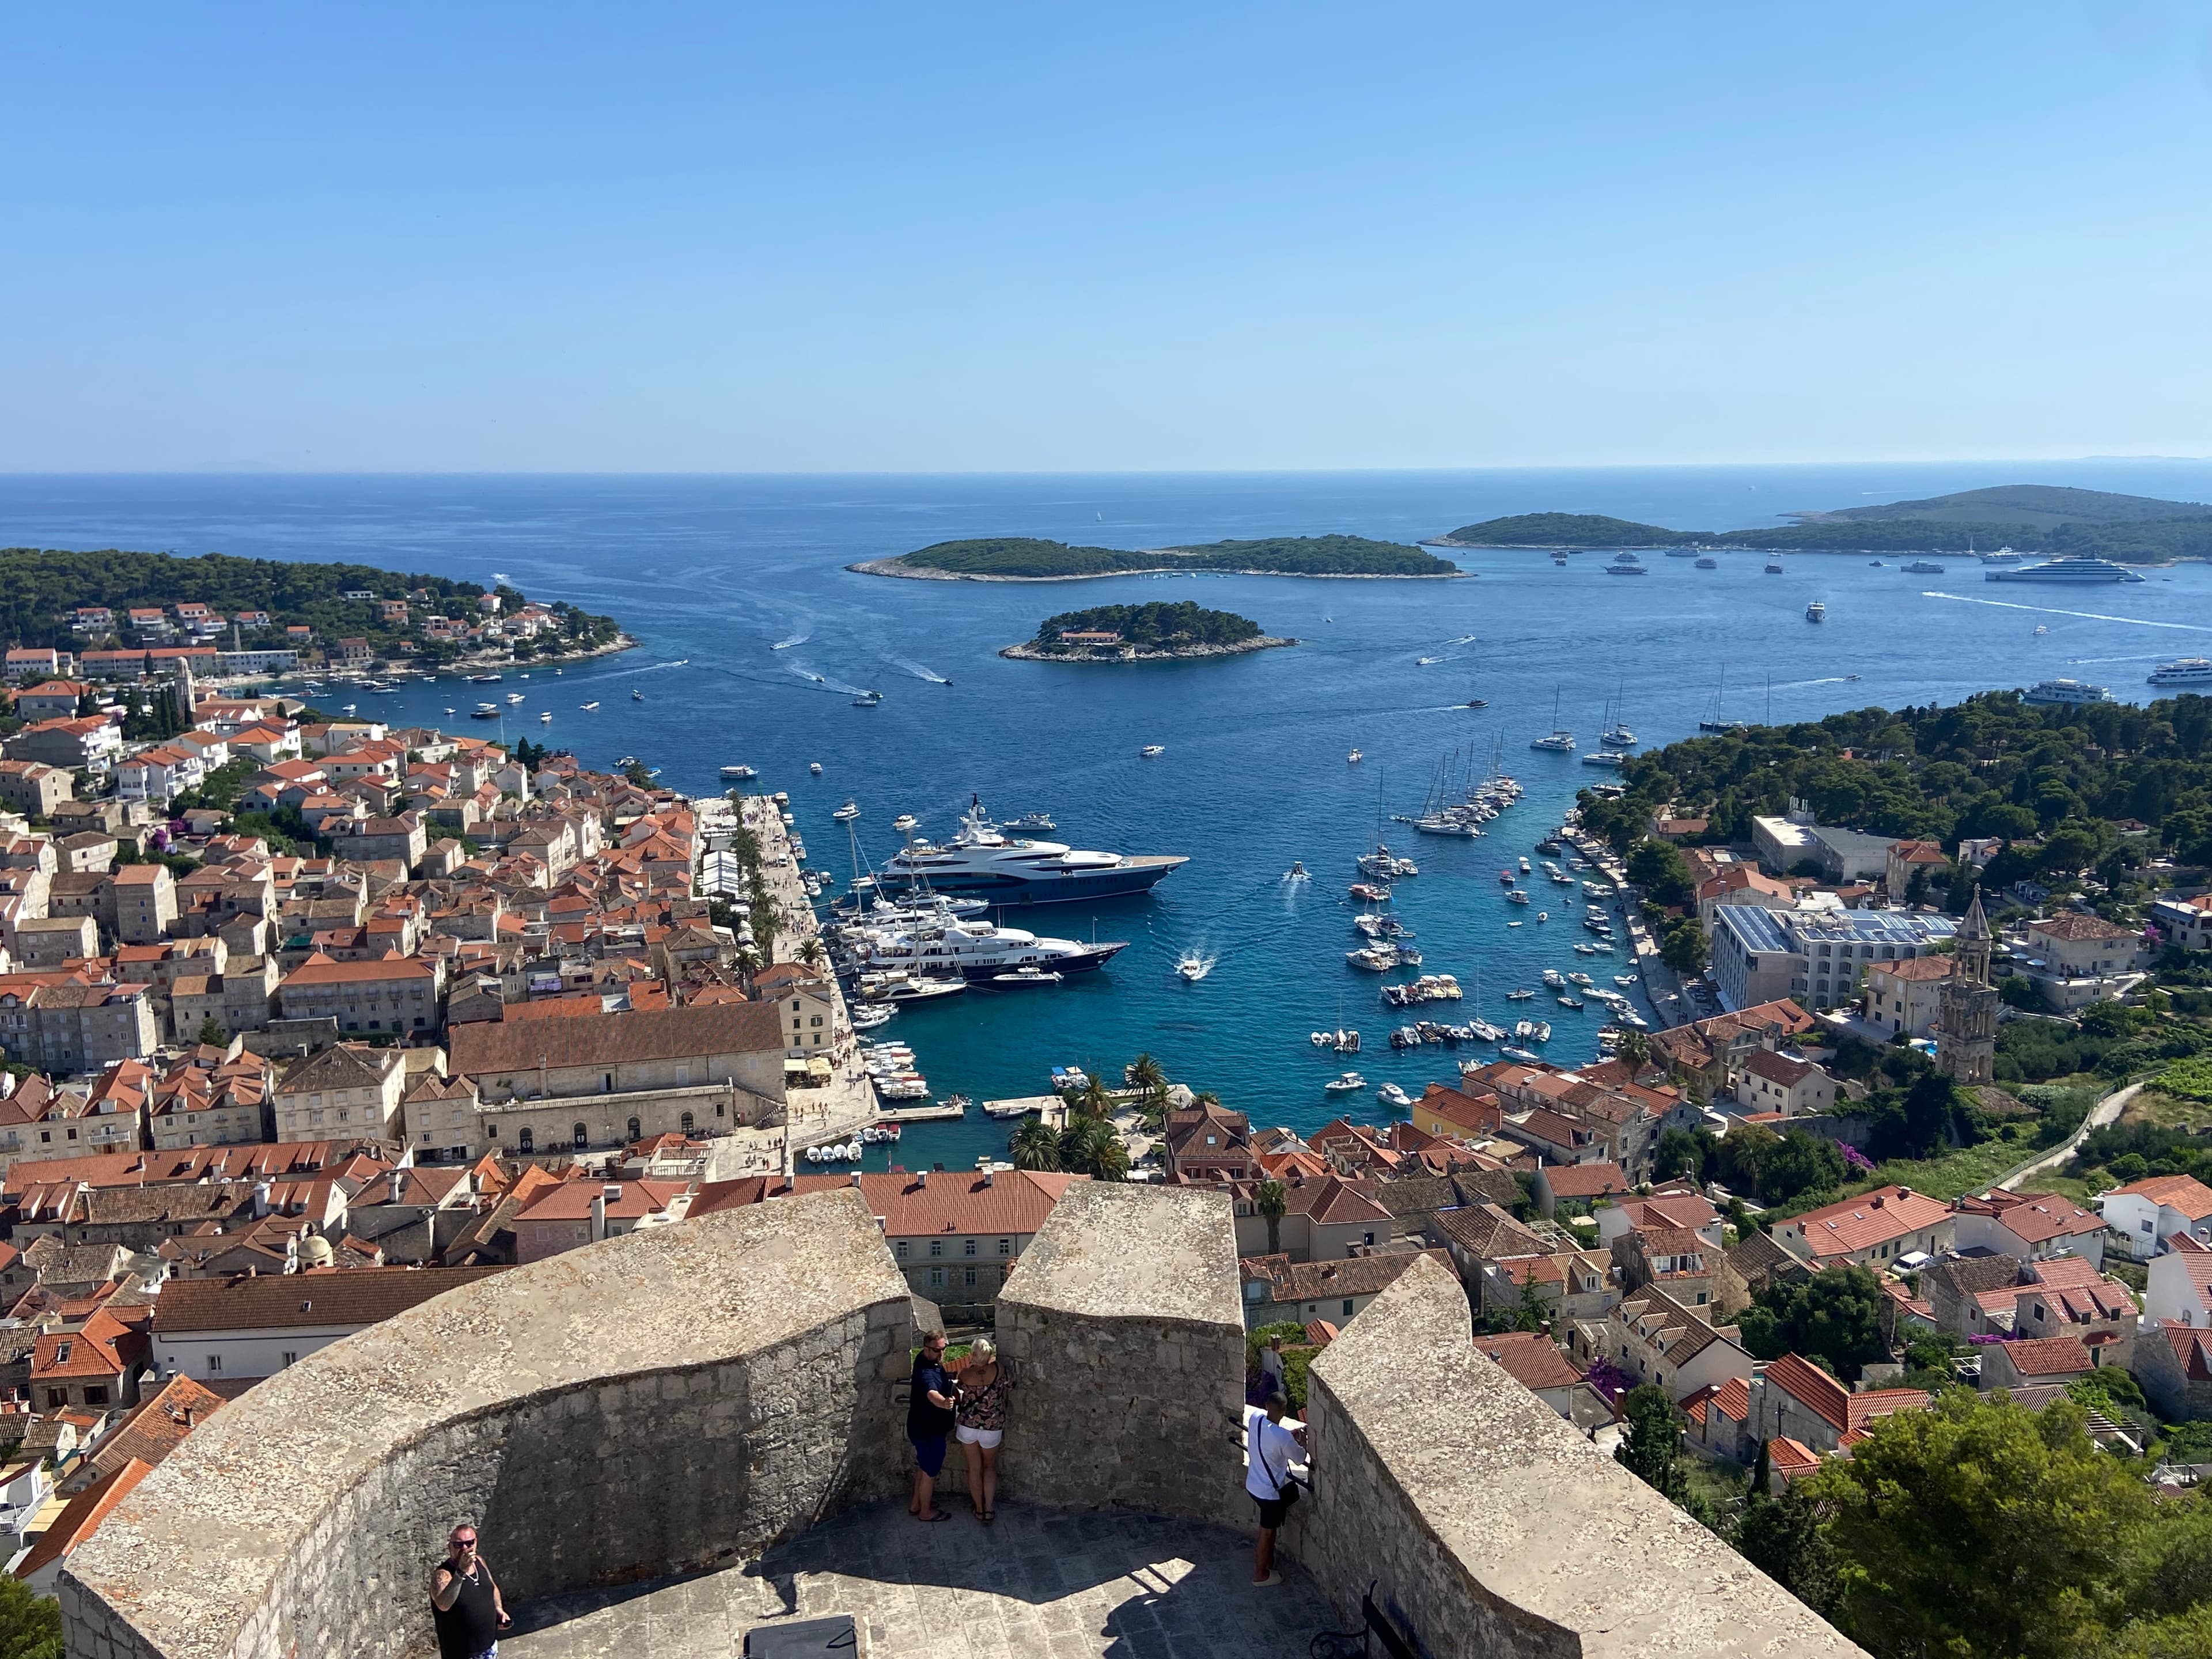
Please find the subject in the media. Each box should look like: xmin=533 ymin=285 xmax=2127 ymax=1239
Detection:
xmin=1923 ymin=592 xmax=2212 ymax=634
xmin=891 ymin=657 xmax=950 ymax=684
xmin=787 ymin=662 xmax=867 ymax=695
xmin=1174 ymin=946 xmax=1219 ymax=983
xmin=771 ymin=632 xmax=810 ymax=651
xmin=1770 ymin=676 xmax=1852 ymax=690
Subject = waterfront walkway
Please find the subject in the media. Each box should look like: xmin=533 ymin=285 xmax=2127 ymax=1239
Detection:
xmin=506 ymin=1500 xmax=1334 ymax=1659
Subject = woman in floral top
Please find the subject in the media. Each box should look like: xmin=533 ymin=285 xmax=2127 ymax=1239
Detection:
xmin=954 ymin=1337 xmax=1014 ymax=1525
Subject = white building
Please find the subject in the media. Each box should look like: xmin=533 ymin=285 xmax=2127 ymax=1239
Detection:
xmin=2099 ymin=1175 xmax=2212 ymax=1262
xmin=1709 ymin=905 xmax=1957 ymax=1014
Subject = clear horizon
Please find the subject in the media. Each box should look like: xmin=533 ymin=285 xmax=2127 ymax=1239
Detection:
xmin=6 ymin=5 xmax=2211 ymax=472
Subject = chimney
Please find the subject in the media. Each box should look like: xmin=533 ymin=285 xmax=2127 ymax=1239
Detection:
xmin=253 ymin=1180 xmax=272 ymax=1218
xmin=983 ymin=1169 xmax=994 ymax=1187
xmin=388 ymin=1169 xmax=406 ymax=1206
xmin=590 ymin=1194 xmax=608 ymax=1243
xmin=916 ymin=1171 xmax=927 ymax=1188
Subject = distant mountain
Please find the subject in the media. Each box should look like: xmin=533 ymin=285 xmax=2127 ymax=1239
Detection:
xmin=1787 ymin=484 xmax=2212 ymax=528
xmin=1438 ymin=484 xmax=2212 ymax=562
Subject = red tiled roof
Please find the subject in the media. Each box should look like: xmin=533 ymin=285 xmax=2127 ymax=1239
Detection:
xmin=1479 ymin=1331 xmax=1584 ymax=1393
xmin=12 ymin=1459 xmax=150 ymax=1582
xmin=1999 ymin=1335 xmax=2096 ymax=1377
xmin=516 ymin=1178 xmax=687 ymax=1223
xmin=1767 ymin=1436 xmax=1821 ymax=1480
xmin=694 ymin=1169 xmax=1081 ymax=1237
xmin=1785 ymin=1184 xmax=1950 ymax=1257
xmin=2107 ymin=1175 xmax=2212 ymax=1222
xmin=1539 ymin=1162 xmax=1629 ymax=1199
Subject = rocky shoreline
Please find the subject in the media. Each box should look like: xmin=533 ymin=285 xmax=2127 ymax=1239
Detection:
xmin=851 ymin=558 xmax=1466 ymax=582
xmin=999 ymin=636 xmax=1298 ymax=663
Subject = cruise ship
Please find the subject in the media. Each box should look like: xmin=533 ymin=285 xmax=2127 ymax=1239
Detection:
xmin=2150 ymin=658 xmax=2212 ymax=687
xmin=842 ymin=916 xmax=1128 ymax=980
xmin=878 ymin=798 xmax=1187 ymax=904
xmin=1985 ymin=558 xmax=2145 ymax=584
xmin=2022 ymin=677 xmax=2117 ymax=706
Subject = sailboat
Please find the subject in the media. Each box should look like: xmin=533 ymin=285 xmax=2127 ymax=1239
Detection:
xmin=1600 ymin=683 xmax=1635 ymax=748
xmin=1699 ymin=666 xmax=1746 ymax=733
xmin=1530 ymin=688 xmax=1575 ymax=752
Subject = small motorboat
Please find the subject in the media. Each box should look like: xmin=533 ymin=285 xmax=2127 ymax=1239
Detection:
xmin=1505 ymin=988 xmax=1535 ymax=1001
xmin=1508 ymin=889 xmax=1531 ymax=905
xmin=632 ymin=688 xmax=645 ymax=701
xmin=1500 ymin=1046 xmax=1540 ymax=1063
xmin=1140 ymin=744 xmax=1165 ymax=757
xmin=539 ymin=711 xmax=552 ymax=724
xmin=1558 ymin=995 xmax=1585 ymax=1009
xmin=892 ymin=813 xmax=917 ymax=832
xmin=1283 ymin=861 xmax=1309 ymax=882
xmin=579 ymin=700 xmax=600 ymax=710
xmin=1498 ymin=870 xmax=1516 ymax=885
xmin=1310 ymin=1031 xmax=1332 ymax=1047
xmin=853 ymin=691 xmax=883 ymax=707
xmin=1349 ymin=882 xmax=1392 ymax=903
xmin=833 ymin=801 xmax=861 ymax=822
xmin=1377 ymin=1083 xmax=1411 ymax=1108
xmin=1323 ymin=1071 xmax=1366 ymax=1093
xmin=990 ymin=966 xmax=1063 ymax=987
xmin=811 ymin=763 xmax=824 ymax=775
xmin=506 ymin=691 xmax=525 ymax=704
xmin=1347 ymin=748 xmax=1363 ymax=764
xmin=1176 ymin=950 xmax=1211 ymax=982
xmin=721 ymin=764 xmax=757 ymax=779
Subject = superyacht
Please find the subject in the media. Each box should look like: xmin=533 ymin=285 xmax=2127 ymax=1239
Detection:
xmin=842 ymin=915 xmax=1128 ymax=980
xmin=878 ymin=797 xmax=1187 ymax=904
xmin=1985 ymin=558 xmax=2145 ymax=584
xmin=2149 ymin=658 xmax=2212 ymax=688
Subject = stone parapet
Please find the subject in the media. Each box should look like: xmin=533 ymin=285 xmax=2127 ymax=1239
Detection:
xmin=1291 ymin=1255 xmax=1869 ymax=1659
xmin=62 ymin=1188 xmax=914 ymax=1659
xmin=994 ymin=1183 xmax=1246 ymax=1525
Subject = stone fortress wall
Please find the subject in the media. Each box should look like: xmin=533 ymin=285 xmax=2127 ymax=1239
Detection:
xmin=63 ymin=1184 xmax=1866 ymax=1659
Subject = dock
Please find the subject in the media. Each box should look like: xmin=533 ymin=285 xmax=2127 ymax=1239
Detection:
xmin=981 ymin=1094 xmax=1059 ymax=1121
xmin=874 ymin=1099 xmax=968 ymax=1123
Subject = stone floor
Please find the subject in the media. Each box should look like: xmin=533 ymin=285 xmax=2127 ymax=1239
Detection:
xmin=506 ymin=1501 xmax=1335 ymax=1658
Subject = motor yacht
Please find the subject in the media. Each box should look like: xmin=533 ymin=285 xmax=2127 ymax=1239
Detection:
xmin=988 ymin=966 xmax=1063 ymax=988
xmin=853 ymin=691 xmax=883 ymax=707
xmin=1986 ymin=558 xmax=2144 ymax=584
xmin=1377 ymin=1083 xmax=1412 ymax=1108
xmin=2150 ymin=658 xmax=2212 ymax=687
xmin=1323 ymin=1072 xmax=1366 ymax=1093
xmin=2022 ymin=678 xmax=2116 ymax=706
xmin=721 ymin=764 xmax=757 ymax=779
xmin=878 ymin=797 xmax=1186 ymax=904
xmin=843 ymin=913 xmax=1126 ymax=979
xmin=833 ymin=801 xmax=861 ymax=822
xmin=1805 ymin=600 xmax=1825 ymax=623
xmin=1140 ymin=744 xmax=1165 ymax=757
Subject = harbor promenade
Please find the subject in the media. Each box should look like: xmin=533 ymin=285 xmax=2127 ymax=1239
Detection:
xmin=706 ymin=792 xmax=889 ymax=1172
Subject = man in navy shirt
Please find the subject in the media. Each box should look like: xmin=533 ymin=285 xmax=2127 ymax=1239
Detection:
xmin=907 ymin=1332 xmax=958 ymax=1523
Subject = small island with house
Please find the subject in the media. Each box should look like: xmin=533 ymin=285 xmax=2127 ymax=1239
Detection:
xmin=999 ymin=601 xmax=1296 ymax=662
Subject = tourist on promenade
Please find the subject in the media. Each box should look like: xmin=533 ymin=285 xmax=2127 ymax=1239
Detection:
xmin=1259 ymin=1335 xmax=1286 ymax=1393
xmin=907 ymin=1331 xmax=957 ymax=1523
xmin=954 ymin=1336 xmax=1013 ymax=1525
xmin=430 ymin=1523 xmax=510 ymax=1659
xmin=1244 ymin=1392 xmax=1305 ymax=1587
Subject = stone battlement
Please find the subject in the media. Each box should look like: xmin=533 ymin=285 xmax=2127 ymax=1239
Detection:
xmin=62 ymin=1184 xmax=1865 ymax=1659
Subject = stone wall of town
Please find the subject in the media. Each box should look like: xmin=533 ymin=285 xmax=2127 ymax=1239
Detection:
xmin=1289 ymin=1254 xmax=1869 ymax=1659
xmin=60 ymin=1189 xmax=914 ymax=1659
xmin=989 ymin=1181 xmax=1247 ymax=1526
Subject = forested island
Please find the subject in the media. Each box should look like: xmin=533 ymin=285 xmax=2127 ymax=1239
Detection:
xmin=1001 ymin=601 xmax=1294 ymax=661
xmin=0 ymin=547 xmax=625 ymax=665
xmin=856 ymin=533 xmax=1461 ymax=581
xmin=1433 ymin=484 xmax=2212 ymax=562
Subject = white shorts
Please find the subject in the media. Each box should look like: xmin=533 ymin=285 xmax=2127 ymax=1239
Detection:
xmin=956 ymin=1425 xmax=1002 ymax=1449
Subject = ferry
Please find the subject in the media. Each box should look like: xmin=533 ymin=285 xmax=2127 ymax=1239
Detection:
xmin=1764 ymin=560 xmax=1785 ymax=574
xmin=1902 ymin=560 xmax=1945 ymax=574
xmin=2149 ymin=658 xmax=2212 ymax=687
xmin=877 ymin=796 xmax=1186 ymax=904
xmin=1986 ymin=558 xmax=2145 ymax=584
xmin=2022 ymin=678 xmax=2118 ymax=706
xmin=721 ymin=764 xmax=757 ymax=779
xmin=1805 ymin=600 xmax=1825 ymax=622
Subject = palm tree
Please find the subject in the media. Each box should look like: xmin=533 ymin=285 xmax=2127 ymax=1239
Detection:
xmin=1616 ymin=1029 xmax=1652 ymax=1070
xmin=1256 ymin=1179 xmax=1287 ymax=1257
xmin=1060 ymin=1116 xmax=1128 ymax=1181
xmin=1010 ymin=1118 xmax=1062 ymax=1172
xmin=796 ymin=936 xmax=826 ymax=968
xmin=1074 ymin=1072 xmax=1112 ymax=1122
xmin=1191 ymin=1090 xmax=1222 ymax=1109
xmin=1127 ymin=1052 xmax=1167 ymax=1101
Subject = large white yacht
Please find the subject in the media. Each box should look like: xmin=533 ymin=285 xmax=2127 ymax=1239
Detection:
xmin=878 ymin=797 xmax=1187 ymax=904
xmin=2021 ymin=677 xmax=2117 ymax=706
xmin=844 ymin=916 xmax=1128 ymax=980
xmin=2149 ymin=658 xmax=2212 ymax=687
xmin=1986 ymin=558 xmax=2145 ymax=584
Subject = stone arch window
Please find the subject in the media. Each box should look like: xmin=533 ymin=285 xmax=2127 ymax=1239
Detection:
xmin=573 ymin=1123 xmax=588 ymax=1150
xmin=627 ymin=1116 xmax=642 ymax=1142
xmin=681 ymin=1111 xmax=695 ymax=1134
xmin=518 ymin=1128 xmax=533 ymax=1153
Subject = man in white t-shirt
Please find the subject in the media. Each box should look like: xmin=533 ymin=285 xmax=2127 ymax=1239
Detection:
xmin=1243 ymin=1392 xmax=1306 ymax=1587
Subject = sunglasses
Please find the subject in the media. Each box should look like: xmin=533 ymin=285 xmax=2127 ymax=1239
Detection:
xmin=452 ymin=1537 xmax=478 ymax=1548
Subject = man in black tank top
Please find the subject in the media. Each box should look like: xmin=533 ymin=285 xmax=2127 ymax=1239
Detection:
xmin=430 ymin=1524 xmax=509 ymax=1659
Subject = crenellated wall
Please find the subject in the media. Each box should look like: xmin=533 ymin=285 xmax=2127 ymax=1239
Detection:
xmin=62 ymin=1189 xmax=914 ymax=1659
xmin=991 ymin=1181 xmax=1247 ymax=1525
xmin=62 ymin=1184 xmax=1868 ymax=1659
xmin=1289 ymin=1254 xmax=1869 ymax=1659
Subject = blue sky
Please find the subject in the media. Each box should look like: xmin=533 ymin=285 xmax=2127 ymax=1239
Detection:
xmin=3 ymin=3 xmax=2210 ymax=471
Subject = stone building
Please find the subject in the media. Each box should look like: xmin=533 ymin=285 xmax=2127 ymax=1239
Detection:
xmin=1748 ymin=1352 xmax=1926 ymax=1456
xmin=0 ymin=982 xmax=159 ymax=1074
xmin=275 ymin=952 xmax=446 ymax=1038
xmin=272 ymin=1044 xmax=408 ymax=1141
xmin=110 ymin=863 xmax=177 ymax=946
xmin=1936 ymin=888 xmax=1998 ymax=1086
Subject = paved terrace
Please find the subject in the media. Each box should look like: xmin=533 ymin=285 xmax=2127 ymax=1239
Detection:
xmin=509 ymin=1501 xmax=1332 ymax=1659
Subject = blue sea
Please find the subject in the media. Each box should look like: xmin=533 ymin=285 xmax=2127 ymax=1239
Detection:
xmin=7 ymin=464 xmax=2212 ymax=1170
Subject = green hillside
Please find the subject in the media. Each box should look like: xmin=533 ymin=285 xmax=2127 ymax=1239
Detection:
xmin=892 ymin=533 xmax=1455 ymax=578
xmin=1441 ymin=513 xmax=1696 ymax=547
xmin=1798 ymin=485 xmax=2211 ymax=528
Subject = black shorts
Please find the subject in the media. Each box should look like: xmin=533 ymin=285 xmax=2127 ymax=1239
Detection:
xmin=1255 ymin=1485 xmax=1298 ymax=1529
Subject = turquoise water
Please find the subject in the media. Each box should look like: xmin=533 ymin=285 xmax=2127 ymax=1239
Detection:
xmin=9 ymin=465 xmax=2212 ymax=1171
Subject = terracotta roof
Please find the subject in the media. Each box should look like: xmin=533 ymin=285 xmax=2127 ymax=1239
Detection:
xmin=1876 ymin=956 xmax=1955 ymax=983
xmin=1616 ymin=1285 xmax=1732 ymax=1366
xmin=281 ymin=952 xmax=437 ymax=986
xmin=1785 ymin=1184 xmax=1951 ymax=1258
xmin=1744 ymin=1049 xmax=1816 ymax=1086
xmin=2106 ymin=1175 xmax=2212 ymax=1221
xmin=88 ymin=1375 xmax=225 ymax=1479
xmin=450 ymin=1002 xmax=781 ymax=1073
xmin=1241 ymin=1248 xmax=1452 ymax=1304
xmin=12 ymin=1458 xmax=150 ymax=1582
xmin=1430 ymin=1203 xmax=1548 ymax=1263
xmin=1967 ymin=1191 xmax=2102 ymax=1244
xmin=1997 ymin=1335 xmax=2096 ymax=1377
xmin=276 ymin=1043 xmax=404 ymax=1095
xmin=1415 ymin=1083 xmax=1502 ymax=1135
xmin=516 ymin=1178 xmax=687 ymax=1223
xmin=2029 ymin=912 xmax=2137 ymax=941
xmin=1539 ymin=1162 xmax=1630 ymax=1199
xmin=1619 ymin=1193 xmax=1720 ymax=1234
xmin=2155 ymin=1321 xmax=2212 ymax=1384
xmin=150 ymin=1266 xmax=506 ymax=1335
xmin=1479 ymin=1331 xmax=1584 ymax=1393
xmin=1767 ymin=1437 xmax=1821 ymax=1480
